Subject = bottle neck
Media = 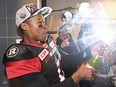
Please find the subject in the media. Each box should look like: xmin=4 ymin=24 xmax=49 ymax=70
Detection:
xmin=93 ymin=55 xmax=99 ymax=62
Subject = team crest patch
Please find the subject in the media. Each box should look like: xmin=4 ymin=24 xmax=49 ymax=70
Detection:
xmin=6 ymin=46 xmax=19 ymax=58
xmin=38 ymin=49 xmax=49 ymax=60
xmin=20 ymin=12 xmax=26 ymax=19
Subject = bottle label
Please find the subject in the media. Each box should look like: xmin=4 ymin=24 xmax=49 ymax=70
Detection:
xmin=86 ymin=63 xmax=94 ymax=69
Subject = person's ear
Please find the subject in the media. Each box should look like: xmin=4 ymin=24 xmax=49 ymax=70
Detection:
xmin=20 ymin=23 xmax=28 ymax=31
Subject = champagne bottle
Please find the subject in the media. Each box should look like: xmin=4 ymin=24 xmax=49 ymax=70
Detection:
xmin=86 ymin=55 xmax=99 ymax=69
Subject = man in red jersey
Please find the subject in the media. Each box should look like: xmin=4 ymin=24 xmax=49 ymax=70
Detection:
xmin=3 ymin=3 xmax=96 ymax=87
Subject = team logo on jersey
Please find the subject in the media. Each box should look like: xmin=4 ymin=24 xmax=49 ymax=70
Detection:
xmin=38 ymin=49 xmax=49 ymax=60
xmin=6 ymin=46 xmax=19 ymax=58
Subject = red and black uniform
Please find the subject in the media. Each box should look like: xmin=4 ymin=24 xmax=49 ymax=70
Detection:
xmin=3 ymin=36 xmax=79 ymax=87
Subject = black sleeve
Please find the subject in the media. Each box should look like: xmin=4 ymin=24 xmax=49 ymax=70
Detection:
xmin=60 ymin=52 xmax=89 ymax=77
xmin=8 ymin=73 xmax=78 ymax=87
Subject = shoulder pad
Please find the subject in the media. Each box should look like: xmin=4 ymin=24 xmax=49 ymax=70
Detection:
xmin=3 ymin=44 xmax=33 ymax=62
xmin=6 ymin=44 xmax=20 ymax=58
